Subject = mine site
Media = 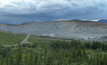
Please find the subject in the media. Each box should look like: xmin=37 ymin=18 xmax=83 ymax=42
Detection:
xmin=0 ymin=0 xmax=107 ymax=65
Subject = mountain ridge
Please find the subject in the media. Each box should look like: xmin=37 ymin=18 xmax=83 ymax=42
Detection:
xmin=97 ymin=19 xmax=107 ymax=23
xmin=0 ymin=20 xmax=100 ymax=26
xmin=0 ymin=19 xmax=107 ymax=25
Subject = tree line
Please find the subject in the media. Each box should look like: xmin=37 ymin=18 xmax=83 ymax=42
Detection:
xmin=0 ymin=40 xmax=107 ymax=65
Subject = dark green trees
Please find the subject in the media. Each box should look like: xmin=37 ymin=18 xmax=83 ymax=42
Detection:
xmin=16 ymin=43 xmax=22 ymax=65
xmin=8 ymin=50 xmax=14 ymax=65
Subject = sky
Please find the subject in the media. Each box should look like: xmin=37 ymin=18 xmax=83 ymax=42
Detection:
xmin=0 ymin=0 xmax=107 ymax=24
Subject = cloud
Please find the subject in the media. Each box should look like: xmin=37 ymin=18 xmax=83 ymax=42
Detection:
xmin=0 ymin=0 xmax=106 ymax=14
xmin=0 ymin=0 xmax=107 ymax=24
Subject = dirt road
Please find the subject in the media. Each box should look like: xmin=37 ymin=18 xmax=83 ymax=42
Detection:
xmin=21 ymin=34 xmax=30 ymax=44
xmin=3 ymin=34 xmax=30 ymax=47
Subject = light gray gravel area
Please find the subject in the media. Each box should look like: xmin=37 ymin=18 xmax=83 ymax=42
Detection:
xmin=0 ymin=21 xmax=107 ymax=42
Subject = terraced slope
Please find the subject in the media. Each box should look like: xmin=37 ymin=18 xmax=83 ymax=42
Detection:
xmin=0 ymin=20 xmax=107 ymax=41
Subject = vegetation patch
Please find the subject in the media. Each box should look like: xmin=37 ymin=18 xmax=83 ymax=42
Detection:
xmin=0 ymin=39 xmax=107 ymax=65
xmin=0 ymin=31 xmax=26 ymax=45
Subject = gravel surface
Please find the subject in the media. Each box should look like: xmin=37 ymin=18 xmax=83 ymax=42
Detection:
xmin=0 ymin=21 xmax=107 ymax=42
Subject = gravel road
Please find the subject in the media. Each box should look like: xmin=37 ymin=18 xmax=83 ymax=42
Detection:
xmin=21 ymin=34 xmax=30 ymax=44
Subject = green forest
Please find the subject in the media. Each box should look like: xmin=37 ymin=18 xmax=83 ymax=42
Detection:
xmin=0 ymin=39 xmax=107 ymax=65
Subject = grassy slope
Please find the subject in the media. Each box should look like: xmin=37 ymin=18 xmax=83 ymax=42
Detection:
xmin=0 ymin=31 xmax=26 ymax=45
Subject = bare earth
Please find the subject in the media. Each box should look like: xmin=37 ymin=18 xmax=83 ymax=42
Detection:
xmin=1 ymin=21 xmax=107 ymax=42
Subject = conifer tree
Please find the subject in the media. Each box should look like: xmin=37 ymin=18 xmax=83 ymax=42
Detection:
xmin=3 ymin=62 xmax=7 ymax=65
xmin=3 ymin=58 xmax=7 ymax=65
xmin=16 ymin=40 xmax=22 ymax=65
xmin=72 ymin=47 xmax=76 ymax=63
xmin=27 ymin=55 xmax=30 ymax=65
xmin=8 ymin=50 xmax=14 ymax=65
xmin=33 ymin=53 xmax=38 ymax=65
xmin=102 ymin=43 xmax=106 ymax=51
xmin=104 ymin=53 xmax=107 ymax=65
xmin=90 ymin=61 xmax=94 ymax=65
xmin=0 ymin=57 xmax=3 ymax=65
xmin=77 ymin=47 xmax=82 ymax=57
xmin=89 ymin=54 xmax=94 ymax=65
xmin=100 ymin=59 xmax=104 ymax=65
xmin=45 ymin=52 xmax=53 ymax=65
xmin=68 ymin=52 xmax=72 ymax=64
xmin=19 ymin=59 xmax=24 ymax=65
xmin=36 ymin=58 xmax=41 ymax=65
xmin=58 ymin=53 xmax=62 ymax=65
xmin=83 ymin=48 xmax=86 ymax=58
xmin=95 ymin=53 xmax=99 ymax=65
xmin=29 ymin=49 xmax=33 ymax=65
xmin=24 ymin=51 xmax=28 ymax=65
xmin=2 ymin=53 xmax=9 ymax=65
xmin=44 ymin=44 xmax=47 ymax=57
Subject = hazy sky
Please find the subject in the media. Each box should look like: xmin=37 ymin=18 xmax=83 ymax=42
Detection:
xmin=0 ymin=0 xmax=107 ymax=24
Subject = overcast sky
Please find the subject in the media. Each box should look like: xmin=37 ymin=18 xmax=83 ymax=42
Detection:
xmin=0 ymin=0 xmax=107 ymax=24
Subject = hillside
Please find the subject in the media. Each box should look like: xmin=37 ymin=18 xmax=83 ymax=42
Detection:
xmin=0 ymin=20 xmax=107 ymax=41
xmin=97 ymin=19 xmax=107 ymax=23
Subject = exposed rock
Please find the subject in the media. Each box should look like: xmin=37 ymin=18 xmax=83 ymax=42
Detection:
xmin=0 ymin=20 xmax=107 ymax=41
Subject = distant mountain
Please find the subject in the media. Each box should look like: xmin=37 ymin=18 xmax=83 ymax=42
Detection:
xmin=97 ymin=19 xmax=107 ymax=23
xmin=72 ymin=19 xmax=107 ymax=23
xmin=0 ymin=20 xmax=18 ymax=26
xmin=0 ymin=20 xmax=12 ymax=24
xmin=72 ymin=19 xmax=81 ymax=21
xmin=72 ymin=19 xmax=95 ymax=22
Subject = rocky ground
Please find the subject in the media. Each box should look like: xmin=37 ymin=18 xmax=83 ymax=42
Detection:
xmin=0 ymin=20 xmax=107 ymax=42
